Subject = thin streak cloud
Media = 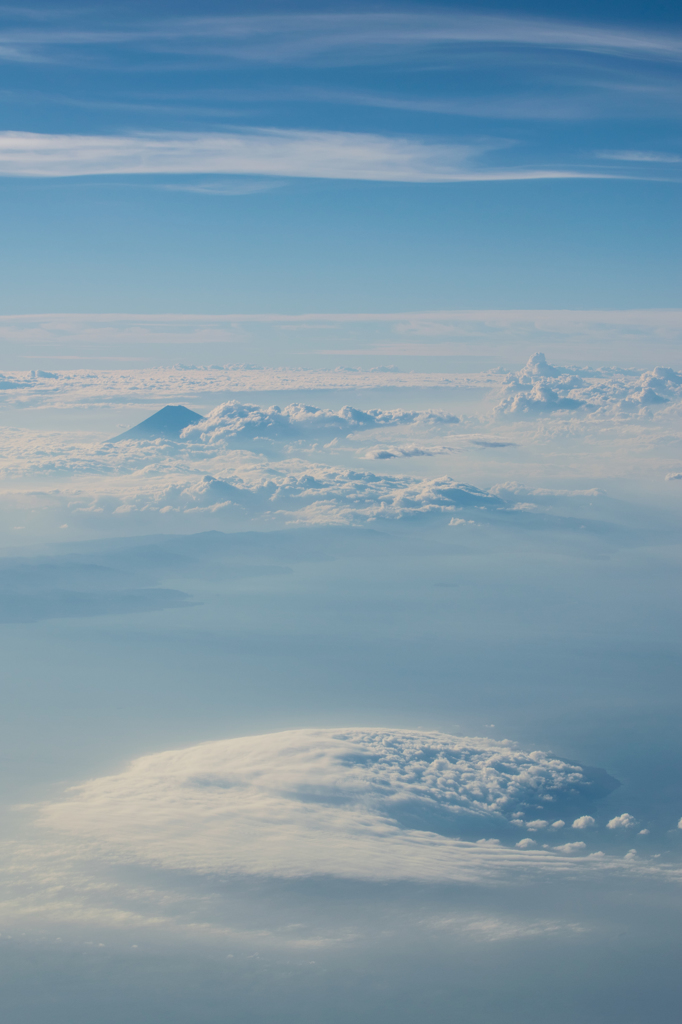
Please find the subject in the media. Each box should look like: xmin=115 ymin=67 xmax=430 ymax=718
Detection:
xmin=2 ymin=12 xmax=682 ymax=65
xmin=598 ymin=149 xmax=682 ymax=163
xmin=0 ymin=128 xmax=610 ymax=182
xmin=163 ymin=13 xmax=682 ymax=63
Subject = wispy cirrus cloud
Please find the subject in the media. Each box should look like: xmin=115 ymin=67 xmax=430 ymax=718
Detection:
xmin=0 ymin=128 xmax=609 ymax=182
xmin=598 ymin=149 xmax=682 ymax=163
xmin=287 ymin=88 xmax=601 ymax=122
xmin=2 ymin=12 xmax=682 ymax=66
xmin=160 ymin=178 xmax=286 ymax=196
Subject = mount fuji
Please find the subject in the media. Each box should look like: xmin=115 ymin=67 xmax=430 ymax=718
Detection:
xmin=109 ymin=405 xmax=204 ymax=442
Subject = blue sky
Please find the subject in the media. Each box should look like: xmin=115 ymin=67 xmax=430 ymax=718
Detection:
xmin=0 ymin=0 xmax=680 ymax=313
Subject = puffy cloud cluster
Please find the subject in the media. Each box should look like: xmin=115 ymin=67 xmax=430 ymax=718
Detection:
xmin=607 ymin=813 xmax=637 ymax=829
xmin=102 ymin=465 xmax=502 ymax=525
xmin=0 ymin=407 xmax=505 ymax=524
xmin=41 ymin=728 xmax=636 ymax=883
xmin=0 ymin=428 xmax=188 ymax=479
xmin=181 ymin=401 xmax=459 ymax=442
xmin=1 ymin=464 xmax=503 ymax=529
xmin=517 ymin=353 xmax=575 ymax=378
xmin=3 ymin=359 xmax=682 ymax=448
xmin=3 ymin=372 xmax=681 ymax=532
xmin=553 ymin=842 xmax=587 ymax=854
xmin=497 ymin=381 xmax=586 ymax=417
xmin=0 ymin=398 xmax=463 ymax=480
xmin=494 ymin=353 xmax=682 ymax=420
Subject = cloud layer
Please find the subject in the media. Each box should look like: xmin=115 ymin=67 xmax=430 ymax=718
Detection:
xmin=3 ymin=11 xmax=681 ymax=66
xmin=1 ymin=309 xmax=680 ymax=377
xmin=40 ymin=728 xmax=648 ymax=883
xmin=182 ymin=401 xmax=459 ymax=441
xmin=0 ymin=129 xmax=614 ymax=183
xmin=0 ymin=129 xmax=489 ymax=182
xmin=2 ymin=358 xmax=682 ymax=533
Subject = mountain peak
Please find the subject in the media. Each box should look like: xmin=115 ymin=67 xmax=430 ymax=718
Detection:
xmin=109 ymin=405 xmax=204 ymax=442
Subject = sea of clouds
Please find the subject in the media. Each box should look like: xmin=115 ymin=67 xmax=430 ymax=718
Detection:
xmin=1 ymin=353 xmax=681 ymax=538
xmin=1 ymin=353 xmax=682 ymax=415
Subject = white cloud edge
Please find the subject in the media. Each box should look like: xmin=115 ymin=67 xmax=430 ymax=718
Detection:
xmin=0 ymin=308 xmax=679 ymax=328
xmin=0 ymin=129 xmax=623 ymax=182
xmin=598 ymin=150 xmax=682 ymax=164
xmin=3 ymin=11 xmax=682 ymax=63
xmin=34 ymin=727 xmax=677 ymax=886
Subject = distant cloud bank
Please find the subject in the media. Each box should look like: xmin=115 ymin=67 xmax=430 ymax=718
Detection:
xmin=1 ymin=351 xmax=681 ymax=531
xmin=183 ymin=401 xmax=459 ymax=441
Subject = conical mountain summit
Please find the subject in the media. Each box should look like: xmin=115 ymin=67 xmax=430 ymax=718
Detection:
xmin=109 ymin=405 xmax=204 ymax=442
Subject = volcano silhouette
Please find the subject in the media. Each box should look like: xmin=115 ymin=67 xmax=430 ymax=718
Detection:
xmin=109 ymin=405 xmax=204 ymax=442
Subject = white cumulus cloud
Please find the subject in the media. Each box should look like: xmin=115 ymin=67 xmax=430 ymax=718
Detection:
xmin=606 ymin=813 xmax=637 ymax=829
xmin=494 ymin=355 xmax=682 ymax=420
xmin=181 ymin=401 xmax=460 ymax=442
